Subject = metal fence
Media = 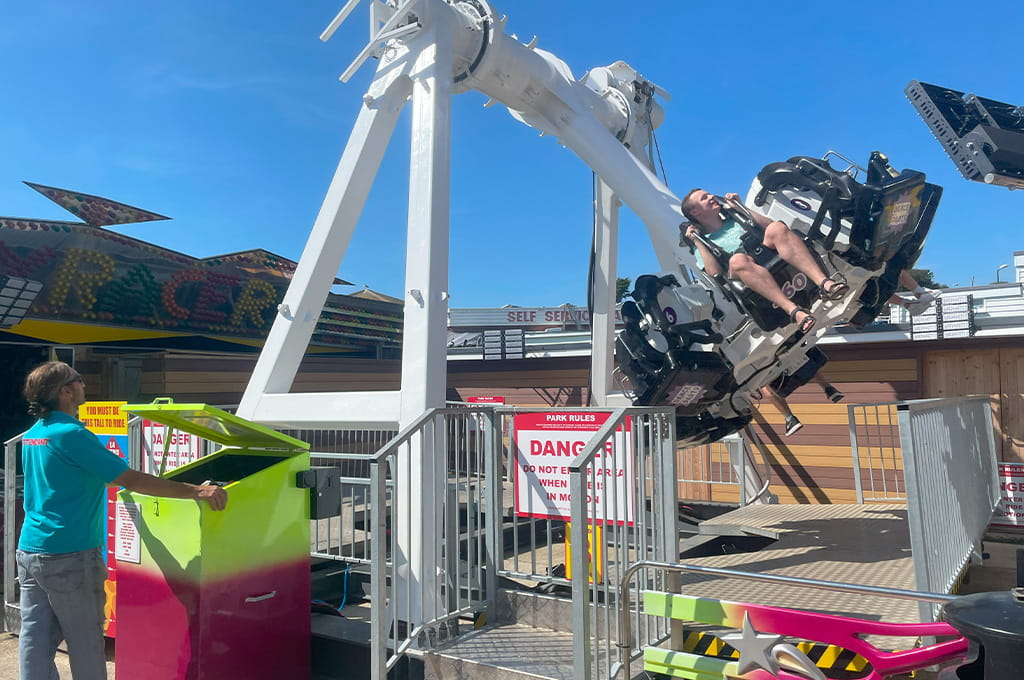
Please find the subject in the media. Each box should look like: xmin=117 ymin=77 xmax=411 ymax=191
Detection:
xmin=2 ymin=433 xmax=21 ymax=632
xmin=897 ymin=397 xmax=1001 ymax=620
xmin=564 ymin=407 xmax=679 ymax=680
xmin=359 ymin=405 xmax=682 ymax=680
xmin=281 ymin=427 xmax=396 ymax=564
xmin=368 ymin=406 xmax=499 ymax=679
xmin=676 ymin=429 xmax=774 ymax=508
xmin=848 ymin=402 xmax=905 ymax=502
xmin=494 ymin=410 xmax=765 ymax=591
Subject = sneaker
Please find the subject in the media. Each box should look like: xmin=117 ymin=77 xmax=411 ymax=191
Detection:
xmin=824 ymin=384 xmax=844 ymax=403
xmin=916 ymin=289 xmax=937 ymax=305
xmin=784 ymin=415 xmax=803 ymax=436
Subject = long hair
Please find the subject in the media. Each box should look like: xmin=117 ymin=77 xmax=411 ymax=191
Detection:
xmin=23 ymin=361 xmax=78 ymax=418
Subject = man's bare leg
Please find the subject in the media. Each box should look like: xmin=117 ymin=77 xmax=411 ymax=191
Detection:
xmin=728 ymin=253 xmax=812 ymax=328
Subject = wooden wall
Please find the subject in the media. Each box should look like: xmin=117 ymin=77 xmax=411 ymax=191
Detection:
xmin=137 ymin=353 xmax=403 ymax=406
xmin=923 ymin=347 xmax=1024 ymax=462
xmin=80 ymin=337 xmax=1022 ymax=505
xmin=448 ymin=357 xmax=591 ymax=407
xmin=133 ymin=353 xmax=594 ymax=409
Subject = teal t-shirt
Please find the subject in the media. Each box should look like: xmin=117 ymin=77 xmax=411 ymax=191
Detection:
xmin=693 ymin=218 xmax=747 ymax=271
xmin=19 ymin=411 xmax=130 ymax=554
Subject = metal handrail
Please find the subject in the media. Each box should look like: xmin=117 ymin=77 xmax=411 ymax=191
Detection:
xmin=616 ymin=559 xmax=958 ymax=680
xmin=368 ymin=404 xmax=502 ymax=679
xmin=739 ymin=424 xmax=774 ymax=504
xmin=369 ymin=407 xmax=444 ymax=463
xmin=565 ymin=406 xmax=676 ymax=680
xmin=369 ymin=404 xmax=495 ymax=463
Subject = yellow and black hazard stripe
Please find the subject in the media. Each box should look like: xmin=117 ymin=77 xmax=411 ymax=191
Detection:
xmin=681 ymin=630 xmax=736 ymax=659
xmin=680 ymin=631 xmax=873 ymax=678
xmin=794 ymin=640 xmax=872 ymax=678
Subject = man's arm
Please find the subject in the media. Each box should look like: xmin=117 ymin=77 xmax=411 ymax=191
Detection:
xmin=686 ymin=224 xmax=725 ymax=277
xmin=112 ymin=468 xmax=228 ymax=511
xmin=724 ymin=192 xmax=775 ymax=229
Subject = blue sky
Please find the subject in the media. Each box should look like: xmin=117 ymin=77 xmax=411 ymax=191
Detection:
xmin=3 ymin=1 xmax=1023 ymax=307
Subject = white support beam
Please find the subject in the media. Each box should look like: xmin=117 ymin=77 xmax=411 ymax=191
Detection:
xmin=590 ymin=177 xmax=620 ymax=406
xmin=237 ymin=55 xmax=415 ymax=421
xmin=237 ymin=391 xmax=402 ymax=429
xmin=394 ymin=2 xmax=455 ymax=629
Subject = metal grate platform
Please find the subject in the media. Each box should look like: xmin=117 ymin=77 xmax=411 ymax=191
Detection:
xmin=681 ymin=503 xmax=921 ymax=625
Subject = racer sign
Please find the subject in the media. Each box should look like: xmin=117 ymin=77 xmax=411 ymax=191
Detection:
xmin=513 ymin=412 xmax=634 ymax=525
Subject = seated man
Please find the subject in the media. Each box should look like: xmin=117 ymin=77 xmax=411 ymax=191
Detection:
xmin=682 ymin=188 xmax=847 ymax=333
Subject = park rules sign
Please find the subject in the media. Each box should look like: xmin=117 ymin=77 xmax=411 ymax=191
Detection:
xmin=513 ymin=412 xmax=634 ymax=525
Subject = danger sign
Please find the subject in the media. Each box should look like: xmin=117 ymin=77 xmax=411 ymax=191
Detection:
xmin=513 ymin=412 xmax=634 ymax=525
xmin=141 ymin=420 xmax=204 ymax=474
xmin=991 ymin=464 xmax=1024 ymax=530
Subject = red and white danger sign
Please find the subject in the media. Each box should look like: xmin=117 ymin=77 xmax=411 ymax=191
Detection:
xmin=513 ymin=412 xmax=634 ymax=525
xmin=141 ymin=420 xmax=204 ymax=474
xmin=991 ymin=463 xmax=1024 ymax=530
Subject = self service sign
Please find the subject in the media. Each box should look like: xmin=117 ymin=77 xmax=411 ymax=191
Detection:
xmin=513 ymin=411 xmax=634 ymax=525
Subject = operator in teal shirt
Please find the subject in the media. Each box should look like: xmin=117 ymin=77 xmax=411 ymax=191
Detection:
xmin=17 ymin=361 xmax=228 ymax=680
xmin=19 ymin=412 xmax=129 ymax=554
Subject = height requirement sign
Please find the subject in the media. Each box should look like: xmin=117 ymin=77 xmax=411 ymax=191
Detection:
xmin=513 ymin=412 xmax=634 ymax=524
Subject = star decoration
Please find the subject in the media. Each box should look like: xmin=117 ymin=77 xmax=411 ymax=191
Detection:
xmin=720 ymin=612 xmax=783 ymax=675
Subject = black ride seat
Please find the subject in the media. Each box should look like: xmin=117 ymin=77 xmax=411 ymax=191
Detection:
xmin=614 ymin=275 xmax=748 ymax=447
xmin=684 ymin=201 xmax=819 ymax=333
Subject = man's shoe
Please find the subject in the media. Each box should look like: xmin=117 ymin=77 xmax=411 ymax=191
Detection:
xmin=824 ymin=384 xmax=844 ymax=403
xmin=784 ymin=415 xmax=803 ymax=436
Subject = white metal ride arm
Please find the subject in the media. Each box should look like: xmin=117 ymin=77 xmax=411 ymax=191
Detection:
xmin=444 ymin=1 xmax=695 ymax=275
xmin=327 ymin=0 xmax=691 ymax=273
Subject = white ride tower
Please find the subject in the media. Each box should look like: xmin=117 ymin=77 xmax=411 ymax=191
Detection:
xmin=236 ymin=0 xmax=689 ymax=431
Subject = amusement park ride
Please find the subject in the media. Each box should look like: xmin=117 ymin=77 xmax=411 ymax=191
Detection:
xmin=235 ymin=0 xmax=940 ymax=448
xmin=219 ymin=1 xmax=1024 ymax=678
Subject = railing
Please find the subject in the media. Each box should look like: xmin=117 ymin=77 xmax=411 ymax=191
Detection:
xmin=850 ymin=396 xmax=1001 ymax=619
xmin=848 ymin=402 xmax=905 ymax=502
xmin=495 ymin=407 xmax=638 ymax=588
xmin=281 ymin=426 xmax=396 ymax=564
xmin=677 ymin=434 xmax=741 ymax=504
xmin=616 ymin=560 xmax=960 ymax=680
xmin=369 ymin=407 xmax=499 ymax=680
xmin=676 ymin=429 xmax=773 ymax=509
xmin=897 ymin=397 xmax=1000 ymax=620
xmin=565 ymin=407 xmax=679 ymax=680
xmin=494 ymin=408 xmax=758 ymax=593
xmin=2 ymin=432 xmax=21 ymax=632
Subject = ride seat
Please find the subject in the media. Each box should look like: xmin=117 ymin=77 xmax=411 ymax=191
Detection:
xmin=685 ymin=209 xmax=818 ymax=333
xmin=616 ymin=278 xmax=733 ymax=412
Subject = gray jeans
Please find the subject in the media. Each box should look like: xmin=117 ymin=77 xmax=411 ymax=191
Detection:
xmin=17 ymin=547 xmax=107 ymax=680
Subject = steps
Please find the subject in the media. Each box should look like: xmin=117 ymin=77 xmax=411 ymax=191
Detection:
xmin=423 ymin=589 xmax=626 ymax=680
xmin=424 ymin=589 xmax=578 ymax=680
xmin=424 ymin=623 xmax=575 ymax=680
